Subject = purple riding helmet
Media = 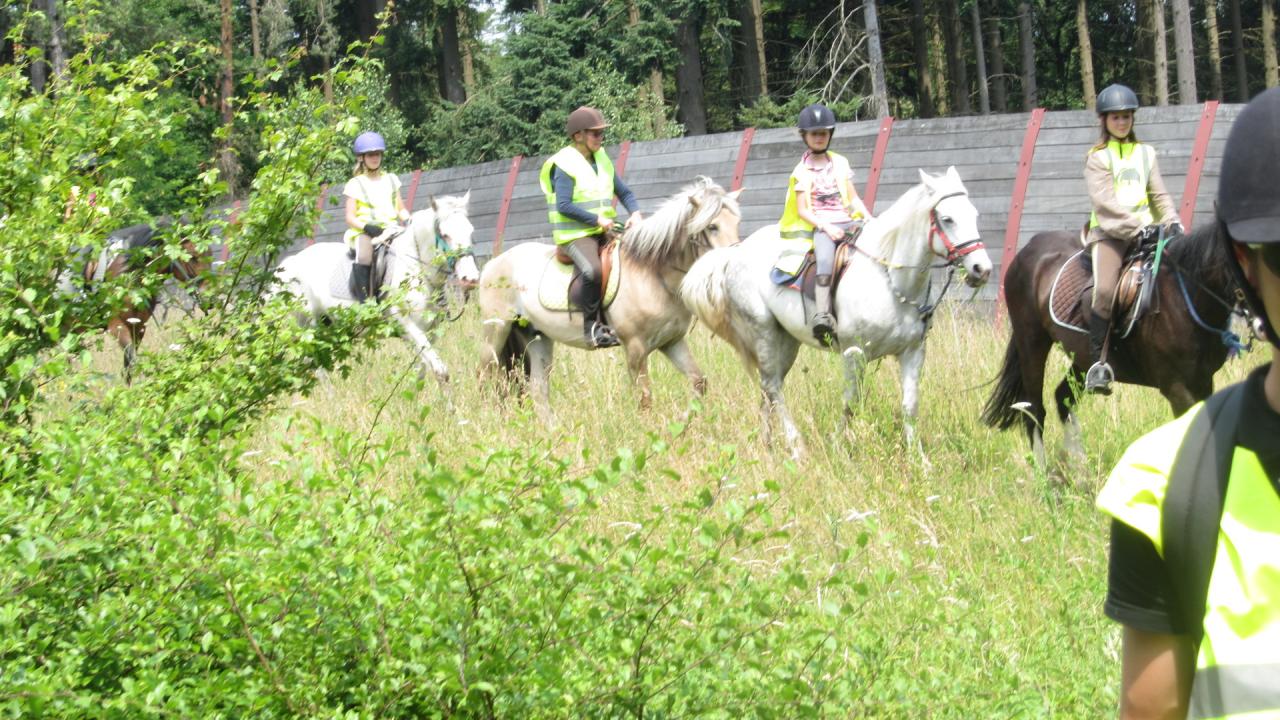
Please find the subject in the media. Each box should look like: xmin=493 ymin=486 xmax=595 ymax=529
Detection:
xmin=353 ymin=131 xmax=386 ymax=155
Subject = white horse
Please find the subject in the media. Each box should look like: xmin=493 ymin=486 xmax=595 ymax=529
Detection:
xmin=274 ymin=192 xmax=480 ymax=382
xmin=479 ymin=176 xmax=742 ymax=417
xmin=681 ymin=167 xmax=993 ymax=460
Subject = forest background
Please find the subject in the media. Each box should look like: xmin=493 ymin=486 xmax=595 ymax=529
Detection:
xmin=8 ymin=0 xmax=1279 ymax=218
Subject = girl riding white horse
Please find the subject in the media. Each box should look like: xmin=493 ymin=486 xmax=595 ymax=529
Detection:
xmin=274 ymin=192 xmax=479 ymax=383
xmin=681 ymin=167 xmax=992 ymax=460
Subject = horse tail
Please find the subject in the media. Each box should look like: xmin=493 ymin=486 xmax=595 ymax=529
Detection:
xmin=680 ymin=247 xmax=738 ymax=341
xmin=980 ymin=338 xmax=1024 ymax=430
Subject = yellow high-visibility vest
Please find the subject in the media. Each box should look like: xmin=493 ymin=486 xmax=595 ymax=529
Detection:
xmin=1098 ymin=407 xmax=1280 ymax=720
xmin=1089 ymin=140 xmax=1155 ymax=229
xmin=539 ymin=146 xmax=616 ymax=245
xmin=778 ymin=151 xmax=857 ymax=242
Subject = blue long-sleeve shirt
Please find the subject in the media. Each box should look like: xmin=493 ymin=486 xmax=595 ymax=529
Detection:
xmin=551 ymin=164 xmax=640 ymax=226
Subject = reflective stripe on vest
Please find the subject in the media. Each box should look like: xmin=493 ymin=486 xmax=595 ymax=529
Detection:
xmin=1099 ymin=414 xmax=1280 ymax=720
xmin=1089 ymin=140 xmax=1155 ymax=230
xmin=778 ymin=151 xmax=857 ymax=242
xmin=343 ymin=174 xmax=402 ymax=245
xmin=539 ymin=146 xmax=616 ymax=245
xmin=1188 ymin=447 xmax=1280 ymax=720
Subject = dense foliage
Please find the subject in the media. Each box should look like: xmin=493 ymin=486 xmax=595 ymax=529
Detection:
xmin=1 ymin=33 xmax=877 ymax=717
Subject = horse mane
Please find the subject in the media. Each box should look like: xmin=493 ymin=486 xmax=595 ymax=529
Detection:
xmin=623 ymin=176 xmax=740 ymax=268
xmin=1163 ymin=220 xmax=1234 ymax=292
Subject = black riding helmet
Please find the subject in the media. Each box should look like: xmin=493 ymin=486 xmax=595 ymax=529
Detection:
xmin=1096 ymin=84 xmax=1139 ymax=114
xmin=797 ymin=103 xmax=837 ymax=132
xmin=1218 ymin=87 xmax=1280 ymax=345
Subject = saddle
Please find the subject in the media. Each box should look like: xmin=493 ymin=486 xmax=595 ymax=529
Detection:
xmin=345 ymin=229 xmax=400 ymax=300
xmin=80 ymin=223 xmax=165 ymax=284
xmin=538 ymin=239 xmax=621 ymax=312
xmin=769 ymin=224 xmax=865 ymax=326
xmin=1049 ymin=236 xmax=1161 ymax=338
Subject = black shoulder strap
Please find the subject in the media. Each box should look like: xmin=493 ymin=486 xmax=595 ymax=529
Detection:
xmin=1162 ymin=382 xmax=1247 ymax=646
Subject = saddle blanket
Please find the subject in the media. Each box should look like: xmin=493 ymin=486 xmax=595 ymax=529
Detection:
xmin=538 ymin=242 xmax=622 ymax=312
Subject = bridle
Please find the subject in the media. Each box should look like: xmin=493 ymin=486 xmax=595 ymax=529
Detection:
xmin=927 ymin=191 xmax=986 ymax=265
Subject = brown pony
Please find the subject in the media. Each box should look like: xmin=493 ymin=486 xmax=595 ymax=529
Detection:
xmin=78 ymin=222 xmax=210 ymax=382
xmin=981 ymin=223 xmax=1242 ymax=465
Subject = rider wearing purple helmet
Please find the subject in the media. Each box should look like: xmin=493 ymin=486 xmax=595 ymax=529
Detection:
xmin=344 ymin=131 xmax=411 ymax=302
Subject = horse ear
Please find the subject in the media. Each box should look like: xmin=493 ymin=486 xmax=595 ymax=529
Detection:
xmin=429 ymin=195 xmax=438 ymax=212
xmin=688 ymin=194 xmax=702 ymax=209
xmin=918 ymin=168 xmax=936 ymax=191
xmin=728 ymin=188 xmax=743 ymax=200
xmin=462 ymin=189 xmax=471 ymax=205
xmin=945 ymin=165 xmax=960 ymax=181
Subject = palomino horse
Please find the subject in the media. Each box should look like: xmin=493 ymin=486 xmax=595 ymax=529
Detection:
xmin=73 ymin=222 xmax=211 ymax=383
xmin=981 ymin=223 xmax=1241 ymax=467
xmin=478 ymin=176 xmax=742 ymax=416
xmin=273 ymin=192 xmax=479 ymax=383
xmin=681 ymin=167 xmax=992 ymax=460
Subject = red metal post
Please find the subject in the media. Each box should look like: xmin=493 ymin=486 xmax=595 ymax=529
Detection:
xmin=995 ymin=108 xmax=1047 ymax=323
xmin=309 ymin=185 xmax=328 ymax=246
xmin=1179 ymin=101 xmax=1219 ymax=229
xmin=492 ymin=155 xmax=524 ymax=256
xmin=731 ymin=127 xmax=756 ymax=192
xmin=611 ymin=140 xmax=633 ymax=210
xmin=404 ymin=169 xmax=424 ymax=210
xmin=862 ymin=116 xmax=895 ymax=211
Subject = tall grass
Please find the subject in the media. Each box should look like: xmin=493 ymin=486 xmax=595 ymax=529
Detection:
xmin=84 ymin=301 xmax=1263 ymax=717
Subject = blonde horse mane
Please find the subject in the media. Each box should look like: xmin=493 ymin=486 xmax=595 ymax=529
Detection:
xmin=622 ymin=176 xmax=740 ymax=268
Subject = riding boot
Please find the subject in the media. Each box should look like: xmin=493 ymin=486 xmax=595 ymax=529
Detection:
xmin=1085 ymin=314 xmax=1114 ymax=395
xmin=352 ymin=263 xmax=372 ymax=303
xmin=580 ymin=280 xmax=619 ymax=348
xmin=811 ymin=275 xmax=836 ymax=342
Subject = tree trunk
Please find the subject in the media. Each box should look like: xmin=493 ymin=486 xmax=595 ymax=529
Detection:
xmin=1136 ymin=0 xmax=1154 ymax=102
xmin=438 ymin=7 xmax=466 ymax=103
xmin=736 ymin=0 xmax=768 ymax=105
xmin=459 ymin=7 xmax=475 ymax=93
xmin=1229 ymin=0 xmax=1248 ymax=101
xmin=219 ymin=0 xmax=238 ymax=192
xmin=1077 ymin=0 xmax=1096 ymax=109
xmin=941 ymin=0 xmax=971 ymax=114
xmin=930 ymin=11 xmax=949 ymax=115
xmin=987 ymin=13 xmax=1007 ymax=112
xmin=1204 ymin=0 xmax=1224 ymax=100
xmin=356 ymin=0 xmax=386 ymax=40
xmin=248 ymin=0 xmax=262 ymax=67
xmin=1264 ymin=0 xmax=1278 ymax=88
xmin=971 ymin=1 xmax=990 ymax=114
xmin=317 ymin=0 xmax=333 ymax=105
xmin=630 ymin=0 xmax=666 ymax=135
xmin=674 ymin=18 xmax=707 ymax=135
xmin=865 ymin=0 xmax=889 ymax=118
xmin=44 ymin=0 xmax=66 ymax=83
xmin=1171 ymin=0 xmax=1197 ymax=102
xmin=1153 ymin=0 xmax=1170 ymax=105
xmin=910 ymin=0 xmax=936 ymax=118
xmin=1018 ymin=1 xmax=1037 ymax=109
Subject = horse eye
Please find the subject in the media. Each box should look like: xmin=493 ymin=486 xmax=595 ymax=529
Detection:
xmin=708 ymin=223 xmax=719 ymax=233
xmin=939 ymin=216 xmax=953 ymax=224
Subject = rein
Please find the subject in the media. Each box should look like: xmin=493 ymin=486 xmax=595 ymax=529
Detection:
xmin=1175 ymin=270 xmax=1248 ymax=356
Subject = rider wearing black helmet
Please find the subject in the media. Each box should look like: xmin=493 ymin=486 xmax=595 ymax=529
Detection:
xmin=1083 ymin=83 xmax=1182 ymax=393
xmin=1097 ymin=87 xmax=1280 ymax=720
xmin=777 ymin=103 xmax=872 ymax=341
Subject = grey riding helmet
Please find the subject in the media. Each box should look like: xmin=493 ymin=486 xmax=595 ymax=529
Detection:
xmin=1218 ymin=87 xmax=1280 ymax=344
xmin=1096 ymin=84 xmax=1139 ymax=113
xmin=798 ymin=103 xmax=837 ymax=131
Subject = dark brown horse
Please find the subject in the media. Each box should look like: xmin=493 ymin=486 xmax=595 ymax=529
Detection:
xmin=981 ymin=223 xmax=1242 ymax=465
xmin=78 ymin=223 xmax=210 ymax=382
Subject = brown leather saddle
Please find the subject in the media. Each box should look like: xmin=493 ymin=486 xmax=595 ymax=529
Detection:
xmin=1049 ymin=243 xmax=1158 ymax=338
xmin=346 ymin=236 xmax=394 ymax=300
xmin=774 ymin=225 xmax=866 ymax=325
xmin=553 ymin=238 xmax=618 ymax=311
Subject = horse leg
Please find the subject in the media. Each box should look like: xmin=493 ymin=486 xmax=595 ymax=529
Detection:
xmin=756 ymin=335 xmax=803 ymax=460
xmin=1055 ymin=368 xmax=1087 ymax=463
xmin=1013 ymin=333 xmax=1052 ymax=469
xmin=625 ymin=338 xmax=654 ymax=411
xmin=526 ymin=334 xmax=555 ymax=424
xmin=479 ymin=313 xmax=514 ymax=387
xmin=389 ymin=306 xmax=449 ymax=386
xmin=658 ymin=338 xmax=706 ymax=397
xmin=839 ymin=344 xmax=867 ymax=429
xmin=1162 ymin=382 xmax=1201 ymax=417
xmin=898 ymin=343 xmax=930 ymax=466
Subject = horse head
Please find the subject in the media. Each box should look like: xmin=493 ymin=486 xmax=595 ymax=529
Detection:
xmin=412 ymin=191 xmax=479 ymax=286
xmin=919 ymin=166 xmax=991 ymax=288
xmin=625 ymin=176 xmax=742 ymax=268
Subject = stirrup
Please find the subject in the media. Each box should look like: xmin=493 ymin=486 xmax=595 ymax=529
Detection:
xmin=587 ymin=321 xmax=620 ymax=348
xmin=1085 ymin=361 xmax=1114 ymax=395
xmin=811 ymin=312 xmax=836 ymax=342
